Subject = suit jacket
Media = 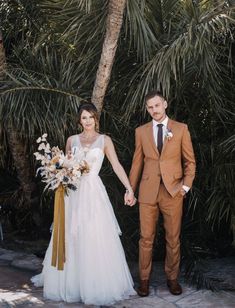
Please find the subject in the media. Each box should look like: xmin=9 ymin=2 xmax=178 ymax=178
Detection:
xmin=129 ymin=119 xmax=196 ymax=204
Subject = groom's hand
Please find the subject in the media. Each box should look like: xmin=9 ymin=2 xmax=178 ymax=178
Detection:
xmin=179 ymin=188 xmax=187 ymax=197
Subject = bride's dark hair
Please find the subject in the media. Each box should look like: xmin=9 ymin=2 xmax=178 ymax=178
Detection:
xmin=77 ymin=102 xmax=99 ymax=131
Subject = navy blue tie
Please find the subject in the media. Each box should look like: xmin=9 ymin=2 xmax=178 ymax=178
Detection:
xmin=157 ymin=124 xmax=163 ymax=154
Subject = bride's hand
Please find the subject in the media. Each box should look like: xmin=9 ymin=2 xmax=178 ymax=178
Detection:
xmin=124 ymin=191 xmax=136 ymax=207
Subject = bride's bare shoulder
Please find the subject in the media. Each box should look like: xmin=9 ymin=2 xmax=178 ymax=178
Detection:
xmin=66 ymin=134 xmax=79 ymax=144
xmin=68 ymin=134 xmax=80 ymax=139
xmin=103 ymin=134 xmax=112 ymax=142
xmin=103 ymin=135 xmax=114 ymax=149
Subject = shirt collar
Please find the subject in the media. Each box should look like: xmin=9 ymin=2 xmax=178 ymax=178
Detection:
xmin=152 ymin=116 xmax=168 ymax=128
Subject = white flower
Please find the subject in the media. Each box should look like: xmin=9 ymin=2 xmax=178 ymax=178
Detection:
xmin=42 ymin=133 xmax=48 ymax=141
xmin=33 ymin=152 xmax=40 ymax=158
xmin=38 ymin=143 xmax=46 ymax=150
xmin=73 ymin=163 xmax=81 ymax=169
xmin=34 ymin=152 xmax=44 ymax=161
xmin=58 ymin=158 xmax=65 ymax=166
xmin=34 ymin=133 xmax=90 ymax=193
xmin=44 ymin=143 xmax=51 ymax=153
xmin=166 ymin=129 xmax=173 ymax=140
xmin=48 ymin=165 xmax=56 ymax=172
xmin=72 ymin=169 xmax=81 ymax=177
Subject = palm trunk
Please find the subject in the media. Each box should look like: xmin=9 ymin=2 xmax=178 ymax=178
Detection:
xmin=91 ymin=0 xmax=126 ymax=113
xmin=231 ymin=214 xmax=235 ymax=248
xmin=0 ymin=33 xmax=5 ymax=79
xmin=6 ymin=122 xmax=36 ymax=205
xmin=0 ymin=32 xmax=35 ymax=206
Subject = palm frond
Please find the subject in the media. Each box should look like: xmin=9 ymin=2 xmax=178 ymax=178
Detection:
xmin=0 ymin=47 xmax=86 ymax=144
xmin=124 ymin=0 xmax=160 ymax=62
xmin=122 ymin=2 xmax=235 ymax=120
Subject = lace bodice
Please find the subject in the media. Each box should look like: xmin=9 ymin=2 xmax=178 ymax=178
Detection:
xmin=71 ymin=134 xmax=105 ymax=176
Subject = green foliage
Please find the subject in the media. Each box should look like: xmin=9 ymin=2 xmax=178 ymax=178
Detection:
xmin=0 ymin=0 xmax=235 ymax=289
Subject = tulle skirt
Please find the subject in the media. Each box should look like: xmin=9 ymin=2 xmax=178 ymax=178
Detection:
xmin=31 ymin=175 xmax=136 ymax=305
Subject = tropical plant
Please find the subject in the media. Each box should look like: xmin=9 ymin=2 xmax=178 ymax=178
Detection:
xmin=0 ymin=0 xmax=235 ymax=290
xmin=91 ymin=0 xmax=127 ymax=112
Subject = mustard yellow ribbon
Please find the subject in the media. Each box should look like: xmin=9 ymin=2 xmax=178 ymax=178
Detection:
xmin=51 ymin=185 xmax=66 ymax=270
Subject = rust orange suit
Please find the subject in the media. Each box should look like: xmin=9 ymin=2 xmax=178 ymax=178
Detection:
xmin=129 ymin=119 xmax=196 ymax=280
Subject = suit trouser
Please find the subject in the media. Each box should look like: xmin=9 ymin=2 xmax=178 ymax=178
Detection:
xmin=139 ymin=183 xmax=183 ymax=281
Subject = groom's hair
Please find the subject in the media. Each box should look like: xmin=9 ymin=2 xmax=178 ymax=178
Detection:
xmin=145 ymin=90 xmax=166 ymax=104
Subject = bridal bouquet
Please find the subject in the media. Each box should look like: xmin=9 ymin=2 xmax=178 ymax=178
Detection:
xmin=34 ymin=134 xmax=90 ymax=271
xmin=34 ymin=133 xmax=89 ymax=193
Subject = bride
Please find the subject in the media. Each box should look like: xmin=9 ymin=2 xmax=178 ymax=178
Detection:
xmin=31 ymin=102 xmax=136 ymax=305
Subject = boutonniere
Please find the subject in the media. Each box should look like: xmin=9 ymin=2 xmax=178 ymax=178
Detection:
xmin=166 ymin=128 xmax=173 ymax=140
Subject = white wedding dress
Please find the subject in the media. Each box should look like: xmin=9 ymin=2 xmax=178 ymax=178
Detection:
xmin=31 ymin=134 xmax=136 ymax=305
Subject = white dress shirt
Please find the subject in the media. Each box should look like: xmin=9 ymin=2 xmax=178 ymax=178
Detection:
xmin=152 ymin=117 xmax=169 ymax=146
xmin=152 ymin=117 xmax=190 ymax=193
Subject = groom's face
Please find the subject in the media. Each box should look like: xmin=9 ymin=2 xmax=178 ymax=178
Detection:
xmin=146 ymin=95 xmax=167 ymax=122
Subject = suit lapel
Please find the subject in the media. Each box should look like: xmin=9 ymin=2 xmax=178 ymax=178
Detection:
xmin=161 ymin=118 xmax=174 ymax=156
xmin=146 ymin=122 xmax=160 ymax=156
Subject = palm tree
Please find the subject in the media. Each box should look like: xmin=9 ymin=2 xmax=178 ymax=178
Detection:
xmin=91 ymin=0 xmax=126 ymax=113
xmin=120 ymin=0 xmax=235 ymax=117
xmin=0 ymin=2 xmax=83 ymax=209
xmin=206 ymin=135 xmax=235 ymax=247
xmin=1 ymin=1 xmax=235 ymax=288
xmin=0 ymin=30 xmax=35 ymax=206
xmin=0 ymin=31 xmax=5 ymax=78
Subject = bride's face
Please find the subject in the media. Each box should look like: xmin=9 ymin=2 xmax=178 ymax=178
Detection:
xmin=80 ymin=110 xmax=96 ymax=131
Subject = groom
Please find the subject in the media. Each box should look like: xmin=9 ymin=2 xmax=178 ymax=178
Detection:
xmin=128 ymin=91 xmax=196 ymax=296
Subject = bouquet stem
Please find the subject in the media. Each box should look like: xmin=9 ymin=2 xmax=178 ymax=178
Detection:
xmin=51 ymin=185 xmax=66 ymax=270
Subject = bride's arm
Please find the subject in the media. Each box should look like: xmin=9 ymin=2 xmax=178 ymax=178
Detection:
xmin=104 ymin=135 xmax=135 ymax=205
xmin=65 ymin=136 xmax=72 ymax=154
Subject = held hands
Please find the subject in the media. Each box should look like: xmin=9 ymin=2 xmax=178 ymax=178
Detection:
xmin=124 ymin=190 xmax=137 ymax=207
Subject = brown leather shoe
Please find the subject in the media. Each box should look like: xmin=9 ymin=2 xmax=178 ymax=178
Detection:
xmin=167 ymin=279 xmax=182 ymax=295
xmin=137 ymin=279 xmax=149 ymax=297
